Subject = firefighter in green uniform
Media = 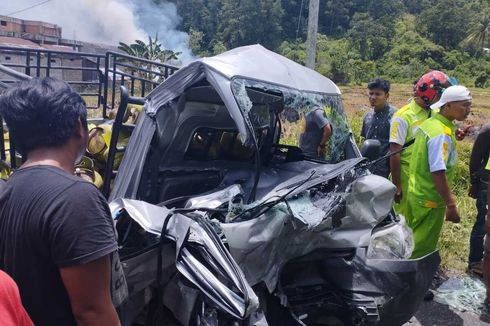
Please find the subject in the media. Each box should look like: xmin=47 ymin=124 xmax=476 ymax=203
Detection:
xmin=389 ymin=71 xmax=452 ymax=217
xmin=406 ymin=85 xmax=472 ymax=259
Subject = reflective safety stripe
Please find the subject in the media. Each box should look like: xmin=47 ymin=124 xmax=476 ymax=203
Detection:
xmin=444 ymin=126 xmax=452 ymax=136
xmin=442 ymin=142 xmax=448 ymax=162
xmin=415 ymin=198 xmax=439 ymax=208
xmin=415 ymin=198 xmax=444 ymax=208
xmin=424 ymin=200 xmax=438 ymax=208
xmin=391 ymin=121 xmax=398 ymax=140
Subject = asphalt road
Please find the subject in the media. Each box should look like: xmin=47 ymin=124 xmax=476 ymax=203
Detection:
xmin=404 ymin=297 xmax=490 ymax=326
xmin=400 ymin=268 xmax=490 ymax=326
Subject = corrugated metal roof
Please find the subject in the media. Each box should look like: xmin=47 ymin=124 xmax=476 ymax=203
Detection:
xmin=0 ymin=36 xmax=42 ymax=49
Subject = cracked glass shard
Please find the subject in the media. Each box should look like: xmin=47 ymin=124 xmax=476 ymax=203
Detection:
xmin=435 ymin=276 xmax=487 ymax=315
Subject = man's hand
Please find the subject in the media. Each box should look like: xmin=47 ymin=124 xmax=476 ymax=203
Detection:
xmin=394 ymin=186 xmax=403 ymax=204
xmin=445 ymin=205 xmax=461 ymax=223
xmin=432 ymin=170 xmax=459 ymax=224
xmin=456 ymin=125 xmax=473 ymax=141
xmin=468 ymin=183 xmax=478 ymax=199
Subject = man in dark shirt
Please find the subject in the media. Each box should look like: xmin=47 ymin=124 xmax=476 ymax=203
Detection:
xmin=361 ymin=78 xmax=396 ymax=178
xmin=0 ymin=77 xmax=124 ymax=326
xmin=299 ymin=106 xmax=332 ymax=159
xmin=468 ymin=122 xmax=490 ymax=275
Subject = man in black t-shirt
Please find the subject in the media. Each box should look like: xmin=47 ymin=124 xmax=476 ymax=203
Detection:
xmin=299 ymin=106 xmax=332 ymax=159
xmin=468 ymin=122 xmax=490 ymax=275
xmin=361 ymin=78 xmax=396 ymax=178
xmin=0 ymin=77 xmax=125 ymax=326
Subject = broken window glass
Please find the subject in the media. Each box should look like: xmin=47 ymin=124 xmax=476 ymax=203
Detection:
xmin=231 ymin=78 xmax=351 ymax=164
xmin=435 ymin=276 xmax=487 ymax=315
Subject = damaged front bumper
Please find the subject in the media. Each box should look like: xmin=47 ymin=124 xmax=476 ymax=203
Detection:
xmin=279 ymin=248 xmax=440 ymax=325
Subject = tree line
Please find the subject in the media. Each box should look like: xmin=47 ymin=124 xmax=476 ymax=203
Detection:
xmin=152 ymin=0 xmax=490 ymax=87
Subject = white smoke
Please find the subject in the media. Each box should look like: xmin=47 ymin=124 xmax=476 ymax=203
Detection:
xmin=0 ymin=0 xmax=195 ymax=64
xmin=127 ymin=0 xmax=194 ymax=63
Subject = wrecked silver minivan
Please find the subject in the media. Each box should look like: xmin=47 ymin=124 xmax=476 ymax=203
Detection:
xmin=109 ymin=45 xmax=440 ymax=325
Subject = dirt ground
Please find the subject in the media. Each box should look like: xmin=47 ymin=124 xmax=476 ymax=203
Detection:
xmin=340 ymin=84 xmax=490 ymax=135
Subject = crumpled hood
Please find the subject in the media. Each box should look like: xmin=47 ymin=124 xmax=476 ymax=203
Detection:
xmin=112 ymin=161 xmax=397 ymax=293
xmin=219 ymin=172 xmax=396 ymax=290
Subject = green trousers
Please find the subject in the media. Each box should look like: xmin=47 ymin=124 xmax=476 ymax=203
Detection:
xmin=406 ymin=195 xmax=446 ymax=259
xmin=394 ymin=162 xmax=410 ymax=217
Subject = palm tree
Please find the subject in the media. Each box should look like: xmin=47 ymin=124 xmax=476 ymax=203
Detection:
xmin=462 ymin=10 xmax=490 ymax=55
xmin=118 ymin=34 xmax=181 ymax=82
xmin=118 ymin=34 xmax=180 ymax=63
xmin=117 ymin=40 xmax=147 ymax=58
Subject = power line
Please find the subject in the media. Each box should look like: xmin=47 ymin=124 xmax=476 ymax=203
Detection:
xmin=6 ymin=0 xmax=52 ymax=16
xmin=296 ymin=0 xmax=305 ymax=40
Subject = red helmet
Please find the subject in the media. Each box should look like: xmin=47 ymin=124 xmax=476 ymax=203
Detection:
xmin=415 ymin=71 xmax=452 ymax=105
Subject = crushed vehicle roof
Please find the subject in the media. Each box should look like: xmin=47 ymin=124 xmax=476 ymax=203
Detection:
xmin=199 ymin=44 xmax=341 ymax=94
xmin=145 ymin=44 xmax=341 ymax=147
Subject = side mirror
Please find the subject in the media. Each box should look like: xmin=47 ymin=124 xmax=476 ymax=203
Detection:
xmin=360 ymin=139 xmax=381 ymax=161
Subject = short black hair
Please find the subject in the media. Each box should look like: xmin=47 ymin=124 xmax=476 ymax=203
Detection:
xmin=367 ymin=78 xmax=390 ymax=93
xmin=0 ymin=77 xmax=87 ymax=153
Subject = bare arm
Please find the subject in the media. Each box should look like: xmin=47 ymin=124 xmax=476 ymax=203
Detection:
xmin=317 ymin=124 xmax=332 ymax=157
xmin=431 ymin=170 xmax=459 ymax=223
xmin=320 ymin=123 xmax=332 ymax=146
xmin=60 ymin=255 xmax=120 ymax=326
xmin=389 ymin=143 xmax=403 ymax=203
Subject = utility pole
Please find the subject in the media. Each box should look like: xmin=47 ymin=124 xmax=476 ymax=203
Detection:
xmin=306 ymin=0 xmax=319 ymax=69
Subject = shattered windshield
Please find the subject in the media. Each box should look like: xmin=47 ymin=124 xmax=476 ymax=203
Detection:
xmin=231 ymin=78 xmax=351 ymax=163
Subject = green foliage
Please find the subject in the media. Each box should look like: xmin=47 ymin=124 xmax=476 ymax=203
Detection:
xmin=416 ymin=0 xmax=472 ymax=49
xmin=118 ymin=35 xmax=180 ymax=83
xmin=316 ymin=37 xmax=359 ymax=83
xmin=380 ymin=15 xmax=445 ymax=82
xmin=188 ymin=28 xmax=207 ymax=57
xmin=461 ymin=7 xmax=490 ymax=56
xmin=321 ymin=0 xmax=356 ymax=36
xmin=350 ymin=60 xmax=376 ymax=85
xmin=162 ymin=0 xmax=490 ymax=87
xmin=448 ymin=57 xmax=490 ymax=87
xmin=277 ymin=40 xmax=306 ymax=65
xmin=217 ymin=0 xmax=284 ymax=50
xmin=348 ymin=13 xmax=391 ymax=60
xmin=118 ymin=35 xmax=180 ymax=62
xmin=212 ymin=41 xmax=228 ymax=55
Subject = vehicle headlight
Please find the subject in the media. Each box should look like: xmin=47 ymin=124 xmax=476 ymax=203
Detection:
xmin=367 ymin=215 xmax=414 ymax=259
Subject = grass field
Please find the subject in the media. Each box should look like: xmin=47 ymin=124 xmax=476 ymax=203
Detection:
xmin=340 ymin=84 xmax=490 ymax=271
